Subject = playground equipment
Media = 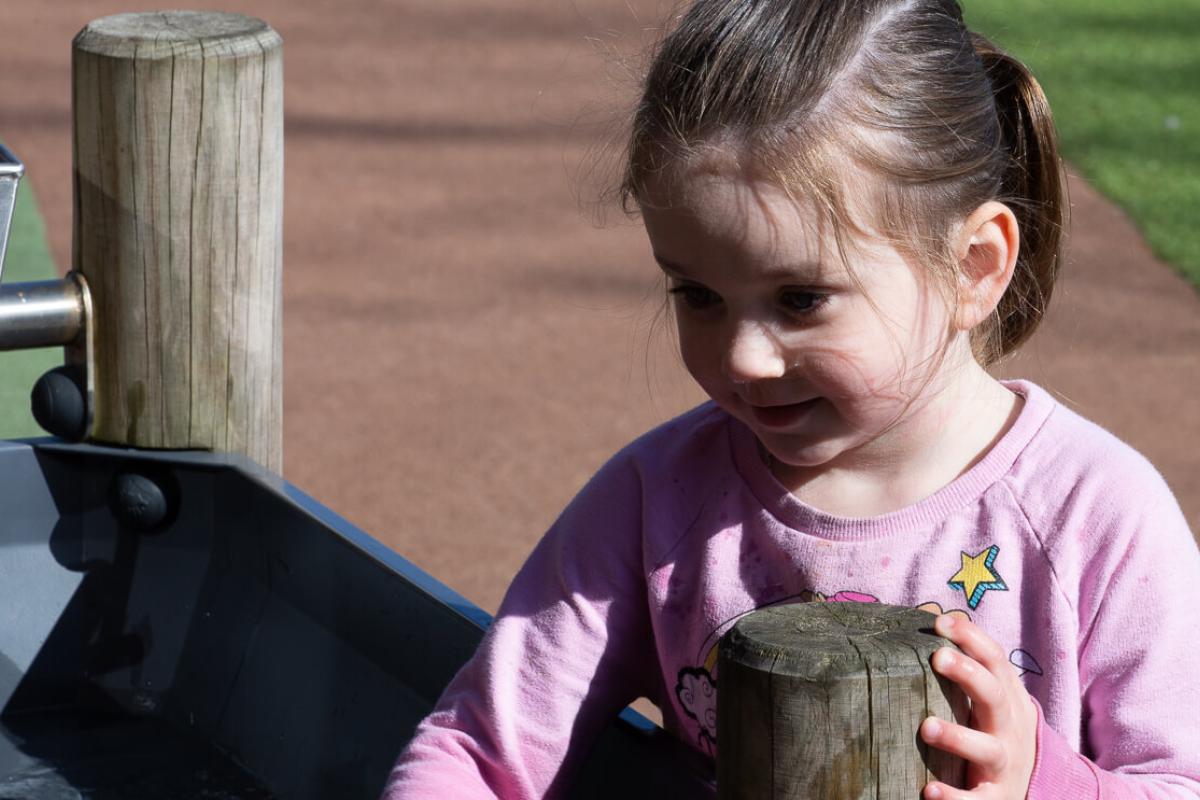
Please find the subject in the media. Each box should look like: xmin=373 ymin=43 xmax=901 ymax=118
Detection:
xmin=0 ymin=12 xmax=711 ymax=799
xmin=0 ymin=142 xmax=93 ymax=443
xmin=0 ymin=439 xmax=710 ymax=798
xmin=716 ymin=603 xmax=966 ymax=799
xmin=1 ymin=11 xmax=964 ymax=798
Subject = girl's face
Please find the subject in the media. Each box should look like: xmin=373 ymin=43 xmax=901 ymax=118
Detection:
xmin=640 ymin=168 xmax=966 ymax=479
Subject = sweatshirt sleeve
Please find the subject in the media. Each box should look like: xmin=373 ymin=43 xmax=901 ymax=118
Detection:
xmin=381 ymin=452 xmax=655 ymax=799
xmin=1027 ymin=452 xmax=1200 ymax=799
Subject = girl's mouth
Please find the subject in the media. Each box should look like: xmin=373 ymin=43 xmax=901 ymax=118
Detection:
xmin=748 ymin=398 xmax=820 ymax=429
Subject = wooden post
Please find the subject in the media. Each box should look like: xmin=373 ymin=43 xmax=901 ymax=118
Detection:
xmin=72 ymin=11 xmax=284 ymax=472
xmin=717 ymin=603 xmax=969 ymax=799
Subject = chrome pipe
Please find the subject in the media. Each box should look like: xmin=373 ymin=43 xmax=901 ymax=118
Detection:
xmin=0 ymin=277 xmax=85 ymax=351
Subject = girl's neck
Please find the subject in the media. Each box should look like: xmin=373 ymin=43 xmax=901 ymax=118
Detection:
xmin=768 ymin=363 xmax=1023 ymax=518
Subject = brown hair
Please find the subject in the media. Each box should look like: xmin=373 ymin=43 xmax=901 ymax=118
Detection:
xmin=620 ymin=0 xmax=1065 ymax=364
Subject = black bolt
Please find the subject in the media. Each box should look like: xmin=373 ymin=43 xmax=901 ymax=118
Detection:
xmin=110 ymin=471 xmax=176 ymax=533
xmin=31 ymin=365 xmax=87 ymax=441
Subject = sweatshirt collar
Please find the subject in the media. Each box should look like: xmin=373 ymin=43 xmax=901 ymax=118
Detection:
xmin=729 ymin=379 xmax=1055 ymax=541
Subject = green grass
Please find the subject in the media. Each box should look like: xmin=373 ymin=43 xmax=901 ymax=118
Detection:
xmin=966 ymin=0 xmax=1200 ymax=287
xmin=0 ymin=175 xmax=62 ymax=438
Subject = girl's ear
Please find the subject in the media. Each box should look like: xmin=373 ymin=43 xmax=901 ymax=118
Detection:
xmin=953 ymin=201 xmax=1019 ymax=332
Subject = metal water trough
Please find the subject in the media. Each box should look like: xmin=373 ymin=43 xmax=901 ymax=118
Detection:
xmin=0 ymin=439 xmax=712 ymax=798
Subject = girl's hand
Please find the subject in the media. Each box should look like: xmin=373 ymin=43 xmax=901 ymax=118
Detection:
xmin=919 ymin=614 xmax=1038 ymax=800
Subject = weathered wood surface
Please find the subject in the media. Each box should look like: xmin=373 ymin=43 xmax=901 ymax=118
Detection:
xmin=72 ymin=11 xmax=283 ymax=471
xmin=717 ymin=603 xmax=969 ymax=800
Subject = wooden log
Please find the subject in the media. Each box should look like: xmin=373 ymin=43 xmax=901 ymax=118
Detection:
xmin=717 ymin=603 xmax=969 ymax=799
xmin=72 ymin=11 xmax=284 ymax=472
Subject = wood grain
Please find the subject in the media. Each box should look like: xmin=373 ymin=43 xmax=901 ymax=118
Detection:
xmin=72 ymin=11 xmax=283 ymax=471
xmin=717 ymin=603 xmax=969 ymax=799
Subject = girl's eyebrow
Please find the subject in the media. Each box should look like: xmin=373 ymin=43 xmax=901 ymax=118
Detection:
xmin=655 ymin=254 xmax=830 ymax=282
xmin=653 ymin=255 xmax=692 ymax=277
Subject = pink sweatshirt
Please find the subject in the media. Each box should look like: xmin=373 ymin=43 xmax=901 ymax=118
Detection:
xmin=385 ymin=380 xmax=1200 ymax=798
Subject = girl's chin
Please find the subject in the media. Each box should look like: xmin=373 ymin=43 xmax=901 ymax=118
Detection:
xmin=756 ymin=436 xmax=848 ymax=474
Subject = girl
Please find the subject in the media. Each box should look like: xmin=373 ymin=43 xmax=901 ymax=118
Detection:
xmin=386 ymin=0 xmax=1200 ymax=797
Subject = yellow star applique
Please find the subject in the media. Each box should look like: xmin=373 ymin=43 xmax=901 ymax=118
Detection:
xmin=948 ymin=545 xmax=1008 ymax=609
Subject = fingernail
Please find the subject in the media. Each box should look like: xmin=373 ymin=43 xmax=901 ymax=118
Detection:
xmin=926 ymin=785 xmax=943 ymax=800
xmin=938 ymin=614 xmax=957 ymax=631
xmin=933 ymin=647 xmax=955 ymax=670
xmin=923 ymin=717 xmax=942 ymax=737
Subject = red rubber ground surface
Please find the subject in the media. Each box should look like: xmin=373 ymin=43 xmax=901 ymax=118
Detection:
xmin=3 ymin=0 xmax=1197 ymax=613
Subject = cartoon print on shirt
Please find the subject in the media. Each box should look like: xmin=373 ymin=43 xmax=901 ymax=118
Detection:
xmin=674 ymin=667 xmax=718 ymax=755
xmin=1009 ymin=648 xmax=1044 ymax=676
xmin=672 ymin=589 xmax=976 ymax=751
xmin=914 ymin=600 xmax=972 ymax=623
xmin=800 ymin=589 xmax=880 ymax=604
xmin=948 ymin=544 xmax=1008 ymax=609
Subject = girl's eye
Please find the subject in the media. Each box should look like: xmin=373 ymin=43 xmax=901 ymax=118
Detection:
xmin=779 ymin=290 xmax=826 ymax=315
xmin=668 ymin=284 xmax=721 ymax=311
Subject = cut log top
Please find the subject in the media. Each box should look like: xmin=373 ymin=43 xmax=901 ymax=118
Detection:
xmin=74 ymin=11 xmax=280 ymax=61
xmin=717 ymin=603 xmax=968 ymax=798
xmin=721 ymin=602 xmax=952 ymax=677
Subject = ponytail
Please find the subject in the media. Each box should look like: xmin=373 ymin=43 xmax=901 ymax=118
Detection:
xmin=970 ymin=33 xmax=1066 ymax=362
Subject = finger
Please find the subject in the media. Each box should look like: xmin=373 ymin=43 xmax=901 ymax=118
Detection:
xmin=935 ymin=614 xmax=1012 ymax=677
xmin=920 ymin=716 xmax=1007 ymax=776
xmin=931 ymin=646 xmax=1007 ymax=731
xmin=922 ymin=780 xmax=981 ymax=800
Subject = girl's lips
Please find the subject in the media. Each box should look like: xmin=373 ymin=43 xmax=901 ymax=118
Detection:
xmin=748 ymin=398 xmax=820 ymax=428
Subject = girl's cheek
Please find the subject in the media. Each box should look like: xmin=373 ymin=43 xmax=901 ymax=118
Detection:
xmin=679 ymin=329 xmax=731 ymax=377
xmin=793 ymin=349 xmax=876 ymax=396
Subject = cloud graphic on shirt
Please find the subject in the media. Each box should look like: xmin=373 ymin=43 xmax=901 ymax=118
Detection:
xmin=915 ymin=601 xmax=972 ymax=623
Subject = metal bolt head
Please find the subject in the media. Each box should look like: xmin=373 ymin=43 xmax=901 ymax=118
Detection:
xmin=109 ymin=470 xmax=178 ymax=533
xmin=31 ymin=366 xmax=87 ymax=441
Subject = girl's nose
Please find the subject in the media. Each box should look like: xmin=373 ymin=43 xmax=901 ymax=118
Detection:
xmin=723 ymin=321 xmax=786 ymax=383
